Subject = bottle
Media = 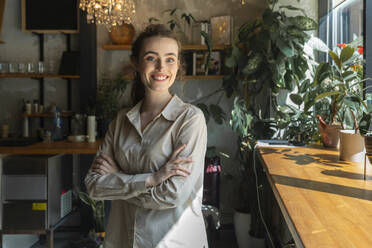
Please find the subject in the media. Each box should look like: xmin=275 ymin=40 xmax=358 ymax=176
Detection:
xmin=25 ymin=100 xmax=31 ymax=114
xmin=87 ymin=115 xmax=96 ymax=143
xmin=52 ymin=107 xmax=63 ymax=141
xmin=33 ymin=100 xmax=39 ymax=113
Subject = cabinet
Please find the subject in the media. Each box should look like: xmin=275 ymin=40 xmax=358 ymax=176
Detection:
xmin=1 ymin=154 xmax=73 ymax=248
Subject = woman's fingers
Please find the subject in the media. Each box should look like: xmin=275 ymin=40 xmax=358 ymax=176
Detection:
xmin=100 ymin=154 xmax=116 ymax=165
xmin=173 ymin=156 xmax=193 ymax=164
xmin=170 ymin=144 xmax=187 ymax=160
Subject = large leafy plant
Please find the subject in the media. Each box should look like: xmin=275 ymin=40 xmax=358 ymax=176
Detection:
xmin=225 ymin=0 xmax=317 ymax=145
xmin=315 ymin=44 xmax=369 ymax=132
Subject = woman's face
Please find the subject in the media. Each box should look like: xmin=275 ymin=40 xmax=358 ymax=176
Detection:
xmin=136 ymin=36 xmax=180 ymax=94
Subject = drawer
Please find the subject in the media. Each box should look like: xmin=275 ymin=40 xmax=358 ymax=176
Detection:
xmin=3 ymin=201 xmax=47 ymax=229
xmin=3 ymin=175 xmax=47 ymax=200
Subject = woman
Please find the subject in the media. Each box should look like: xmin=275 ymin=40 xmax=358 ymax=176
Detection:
xmin=85 ymin=24 xmax=208 ymax=248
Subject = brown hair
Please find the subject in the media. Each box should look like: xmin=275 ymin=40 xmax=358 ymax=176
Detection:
xmin=130 ymin=24 xmax=185 ymax=104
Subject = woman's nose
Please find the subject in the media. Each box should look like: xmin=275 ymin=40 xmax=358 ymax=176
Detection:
xmin=155 ymin=59 xmax=164 ymax=70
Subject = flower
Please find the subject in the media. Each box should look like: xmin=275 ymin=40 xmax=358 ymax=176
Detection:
xmin=357 ymin=46 xmax=364 ymax=55
xmin=337 ymin=43 xmax=347 ymax=49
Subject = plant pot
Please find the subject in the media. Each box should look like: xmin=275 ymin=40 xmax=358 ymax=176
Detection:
xmin=109 ymin=23 xmax=135 ymax=45
xmin=233 ymin=211 xmax=265 ymax=248
xmin=339 ymin=130 xmax=365 ymax=162
xmin=318 ymin=124 xmax=341 ymax=149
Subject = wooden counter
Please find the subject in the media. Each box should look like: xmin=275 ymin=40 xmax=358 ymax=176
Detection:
xmin=258 ymin=146 xmax=372 ymax=248
xmin=0 ymin=139 xmax=103 ymax=154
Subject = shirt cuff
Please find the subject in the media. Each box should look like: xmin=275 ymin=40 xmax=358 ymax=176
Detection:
xmin=131 ymin=173 xmax=152 ymax=193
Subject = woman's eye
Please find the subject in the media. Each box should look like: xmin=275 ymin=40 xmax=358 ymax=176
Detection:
xmin=145 ymin=56 xmax=156 ymax=62
xmin=166 ymin=57 xmax=175 ymax=63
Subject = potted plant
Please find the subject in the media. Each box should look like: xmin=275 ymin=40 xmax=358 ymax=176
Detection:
xmin=72 ymin=192 xmax=105 ymax=248
xmin=315 ymin=43 xmax=369 ymax=161
xmin=224 ymin=0 xmax=317 ymax=245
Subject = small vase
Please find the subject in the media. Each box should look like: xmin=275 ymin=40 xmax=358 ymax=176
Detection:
xmin=318 ymin=124 xmax=342 ymax=149
xmin=109 ymin=23 xmax=135 ymax=45
xmin=339 ymin=130 xmax=365 ymax=162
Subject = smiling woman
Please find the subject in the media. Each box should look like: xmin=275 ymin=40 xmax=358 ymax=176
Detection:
xmin=84 ymin=24 xmax=208 ymax=248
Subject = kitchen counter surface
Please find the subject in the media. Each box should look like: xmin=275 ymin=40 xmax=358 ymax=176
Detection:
xmin=0 ymin=139 xmax=103 ymax=154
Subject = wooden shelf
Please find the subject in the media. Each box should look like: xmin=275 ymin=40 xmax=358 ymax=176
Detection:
xmin=0 ymin=73 xmax=80 ymax=79
xmin=24 ymin=112 xmax=74 ymax=118
xmin=102 ymin=44 xmax=230 ymax=51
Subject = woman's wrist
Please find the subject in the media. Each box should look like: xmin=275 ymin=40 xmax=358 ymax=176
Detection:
xmin=145 ymin=174 xmax=155 ymax=187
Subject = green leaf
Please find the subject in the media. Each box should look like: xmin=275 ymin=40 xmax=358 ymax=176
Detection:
xmin=290 ymin=94 xmax=303 ymax=105
xmin=340 ymin=46 xmax=355 ymax=63
xmin=242 ymin=54 xmax=262 ymax=75
xmin=315 ymin=91 xmax=340 ymax=101
xmin=342 ymin=70 xmax=357 ymax=82
xmin=196 ymin=103 xmax=210 ymax=123
xmin=329 ymin=51 xmax=342 ymax=69
xmin=78 ymin=192 xmax=94 ymax=207
xmin=276 ymin=39 xmax=295 ymax=57
xmin=288 ymin=16 xmax=317 ymax=31
xmin=209 ymin=104 xmax=226 ymax=125
xmin=307 ymin=36 xmax=329 ymax=53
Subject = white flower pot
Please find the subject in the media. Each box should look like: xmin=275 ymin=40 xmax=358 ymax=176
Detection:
xmin=339 ymin=130 xmax=365 ymax=162
xmin=233 ymin=211 xmax=265 ymax=248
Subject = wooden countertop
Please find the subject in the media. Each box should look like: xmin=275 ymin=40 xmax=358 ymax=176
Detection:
xmin=258 ymin=146 xmax=372 ymax=248
xmin=0 ymin=139 xmax=103 ymax=154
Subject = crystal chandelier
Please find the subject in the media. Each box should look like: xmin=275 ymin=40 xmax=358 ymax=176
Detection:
xmin=79 ymin=0 xmax=136 ymax=29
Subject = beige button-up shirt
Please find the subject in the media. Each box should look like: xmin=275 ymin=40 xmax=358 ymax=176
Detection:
xmin=85 ymin=95 xmax=208 ymax=248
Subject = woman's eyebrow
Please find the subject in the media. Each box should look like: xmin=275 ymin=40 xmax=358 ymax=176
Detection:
xmin=143 ymin=51 xmax=177 ymax=57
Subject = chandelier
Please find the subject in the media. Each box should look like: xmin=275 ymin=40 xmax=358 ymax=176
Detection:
xmin=79 ymin=0 xmax=136 ymax=29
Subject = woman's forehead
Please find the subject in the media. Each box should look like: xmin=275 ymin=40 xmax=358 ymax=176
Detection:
xmin=141 ymin=36 xmax=180 ymax=56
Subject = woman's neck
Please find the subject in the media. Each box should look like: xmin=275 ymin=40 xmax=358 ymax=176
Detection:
xmin=141 ymin=91 xmax=173 ymax=115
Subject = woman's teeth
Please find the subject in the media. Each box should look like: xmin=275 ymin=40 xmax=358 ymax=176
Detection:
xmin=153 ymin=75 xmax=168 ymax=80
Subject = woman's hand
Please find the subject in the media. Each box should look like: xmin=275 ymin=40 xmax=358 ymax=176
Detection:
xmin=146 ymin=144 xmax=192 ymax=187
xmin=91 ymin=153 xmax=120 ymax=175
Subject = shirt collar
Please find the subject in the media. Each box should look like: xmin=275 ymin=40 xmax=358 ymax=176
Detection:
xmin=161 ymin=94 xmax=186 ymax=121
xmin=126 ymin=94 xmax=186 ymax=124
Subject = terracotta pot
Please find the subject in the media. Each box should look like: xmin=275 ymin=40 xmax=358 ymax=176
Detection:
xmin=109 ymin=23 xmax=135 ymax=45
xmin=339 ymin=130 xmax=365 ymax=162
xmin=318 ymin=124 xmax=342 ymax=149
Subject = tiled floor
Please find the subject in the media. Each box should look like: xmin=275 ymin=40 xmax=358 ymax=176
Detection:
xmin=30 ymin=228 xmax=238 ymax=248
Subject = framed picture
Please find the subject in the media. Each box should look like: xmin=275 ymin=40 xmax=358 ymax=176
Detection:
xmin=210 ymin=16 xmax=233 ymax=45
